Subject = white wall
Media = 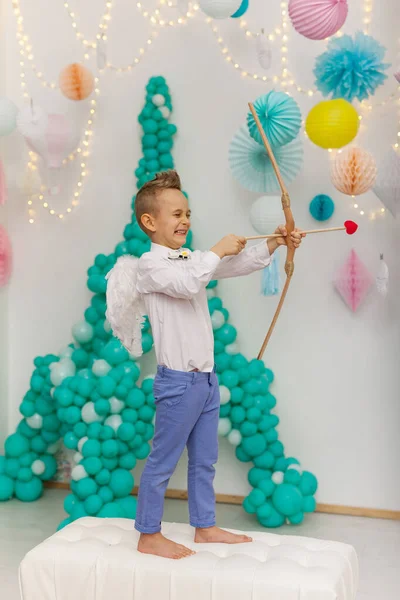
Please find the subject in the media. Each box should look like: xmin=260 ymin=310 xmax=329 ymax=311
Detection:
xmin=2 ymin=0 xmax=400 ymax=510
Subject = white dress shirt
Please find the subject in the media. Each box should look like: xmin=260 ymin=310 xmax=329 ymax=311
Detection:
xmin=136 ymin=242 xmax=271 ymax=372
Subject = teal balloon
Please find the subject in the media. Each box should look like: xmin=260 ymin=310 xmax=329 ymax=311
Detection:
xmin=243 ymin=379 xmax=260 ymax=395
xmin=18 ymin=467 xmax=33 ymax=482
xmin=72 ymin=349 xmax=89 ymax=368
xmin=258 ymin=478 xmax=275 ymax=497
xmin=235 ymin=446 xmax=251 ymax=462
xmin=241 ymin=434 xmax=266 ymax=457
xmin=269 ymin=441 xmax=284 ymax=457
xmin=74 ymin=422 xmax=88 ymax=438
xmin=102 ymin=439 xmax=119 ymax=458
xmin=87 ymin=422 xmax=103 ymax=438
xmin=55 ymin=388 xmax=74 ymax=407
xmin=84 ymin=494 xmax=103 ymax=515
xmin=102 ymin=458 xmax=119 ymax=471
xmin=141 ymin=333 xmax=153 ymax=353
xmin=116 ymin=495 xmax=137 ymax=519
xmin=215 ymin=324 xmax=237 ymax=345
xmin=98 ymin=486 xmax=114 ymax=503
xmin=110 ymin=469 xmax=134 ymax=498
xmin=215 ymin=354 xmax=231 ymax=373
xmin=231 ymin=0 xmax=248 ymax=17
xmin=258 ymin=505 xmax=285 ymax=528
xmin=242 ymin=395 xmax=254 ymax=409
xmin=0 ymin=456 xmax=6 ymax=474
xmin=127 ymin=388 xmax=145 ymax=409
xmin=254 ymin=451 xmax=275 ymax=469
xmin=95 ymin=468 xmax=111 ymax=486
xmin=142 ymin=134 xmax=158 ymax=148
xmin=249 ymin=488 xmax=266 ymax=508
xmin=64 ymin=493 xmax=78 ymax=515
xmin=65 ymin=406 xmax=81 ymax=425
xmin=303 ymin=495 xmax=316 ymax=513
xmin=135 ymin=442 xmax=150 ymax=460
xmin=5 ymin=433 xmax=30 ymax=458
xmin=102 ymin=340 xmax=129 ymax=366
xmin=57 ymin=517 xmax=72 ymax=530
xmin=219 ymin=404 xmax=230 ymax=418
xmin=256 ymin=503 xmax=272 ymax=520
xmin=142 ymin=119 xmax=158 ymax=134
xmin=71 ymin=503 xmax=88 ymax=521
xmin=15 ymin=477 xmax=43 ymax=502
xmin=300 ymin=471 xmax=318 ymax=495
xmin=76 ymin=477 xmax=98 ymax=500
xmin=5 ymin=458 xmax=20 ymax=478
xmin=119 ymin=452 xmax=137 ymax=470
xmin=98 ymin=502 xmax=124 ymax=518
xmin=83 ymin=457 xmax=103 ymax=476
xmin=240 ymin=421 xmax=258 ymax=437
xmin=20 ymin=400 xmax=36 ymax=418
xmin=274 ymin=457 xmax=288 ymax=471
xmin=38 ymin=455 xmax=57 ymax=480
xmin=249 ymin=359 xmax=265 ymax=377
xmin=72 ymin=321 xmax=94 ymax=344
xmin=97 ymin=376 xmax=116 ymax=398
xmin=248 ymin=467 xmax=271 ymax=487
xmin=230 ymin=387 xmax=244 ymax=404
xmin=243 ymin=496 xmax=256 ymax=514
xmin=288 ymin=511 xmax=304 ymax=525
xmin=230 ymin=354 xmax=248 ymax=370
xmin=82 ymin=439 xmax=101 ymax=458
xmin=118 ymin=423 xmax=136 ymax=442
xmin=95 ymin=399 xmax=110 ymax=416
xmin=220 ymin=369 xmax=239 ymax=389
xmin=230 ymin=406 xmax=246 ymax=424
xmin=247 ymin=408 xmax=262 ymax=423
xmin=0 ymin=475 xmax=14 ymax=501
xmin=272 ymin=483 xmax=303 ymax=516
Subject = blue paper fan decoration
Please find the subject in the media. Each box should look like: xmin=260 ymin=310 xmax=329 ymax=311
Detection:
xmin=229 ymin=125 xmax=303 ymax=194
xmin=314 ymin=31 xmax=390 ymax=102
xmin=247 ymin=91 xmax=302 ymax=147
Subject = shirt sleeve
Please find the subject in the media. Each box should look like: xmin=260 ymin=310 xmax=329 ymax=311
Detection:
xmin=213 ymin=241 xmax=271 ymax=280
xmin=136 ymin=251 xmax=221 ymax=299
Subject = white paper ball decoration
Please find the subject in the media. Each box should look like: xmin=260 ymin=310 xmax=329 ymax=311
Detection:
xmin=219 ymin=385 xmax=231 ymax=405
xmin=250 ymin=196 xmax=283 ymax=235
xmin=218 ymin=418 xmax=232 ymax=436
xmin=199 ymin=0 xmax=242 ymax=19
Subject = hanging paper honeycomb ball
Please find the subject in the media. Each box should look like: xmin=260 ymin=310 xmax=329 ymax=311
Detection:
xmin=305 ymin=99 xmax=359 ymax=149
xmin=59 ymin=64 xmax=95 ymax=101
xmin=330 ymin=146 xmax=377 ymax=196
xmin=199 ymin=0 xmax=242 ymax=19
xmin=289 ymin=0 xmax=348 ymax=41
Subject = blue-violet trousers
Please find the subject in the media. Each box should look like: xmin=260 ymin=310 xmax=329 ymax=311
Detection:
xmin=134 ymin=365 xmax=220 ymax=534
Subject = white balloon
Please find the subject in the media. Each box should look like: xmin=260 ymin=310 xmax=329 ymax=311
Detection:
xmin=26 ymin=413 xmax=43 ymax=429
xmin=47 ymin=440 xmax=62 ymax=454
xmin=81 ymin=402 xmax=103 ymax=424
xmin=77 ymin=436 xmax=89 ymax=453
xmin=207 ymin=288 xmax=216 ymax=299
xmin=109 ymin=397 xmax=125 ymax=414
xmin=104 ymin=319 xmax=112 ymax=333
xmin=50 ymin=358 xmax=76 ymax=386
xmin=92 ymin=359 xmax=112 ymax=377
xmin=105 ymin=415 xmax=123 ymax=432
xmin=228 ymin=430 xmax=242 ymax=446
xmin=159 ymin=106 xmax=170 ymax=119
xmin=250 ymin=196 xmax=283 ymax=235
xmin=73 ymin=452 xmax=83 ymax=464
xmin=218 ymin=418 xmax=232 ymax=436
xmin=211 ymin=310 xmax=225 ymax=330
xmin=152 ymin=94 xmax=165 ymax=107
xmin=58 ymin=346 xmax=74 ymax=359
xmin=49 ymin=387 xmax=56 ymax=398
xmin=71 ymin=465 xmax=87 ymax=481
xmin=272 ymin=471 xmax=284 ymax=484
xmin=31 ymin=459 xmax=45 ymax=475
xmin=225 ymin=343 xmax=239 ymax=355
xmin=287 ymin=463 xmax=302 ymax=474
xmin=219 ymin=385 xmax=231 ymax=405
xmin=199 ymin=0 xmax=241 ymax=19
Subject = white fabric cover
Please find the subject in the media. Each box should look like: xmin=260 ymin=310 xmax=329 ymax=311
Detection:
xmin=19 ymin=518 xmax=358 ymax=600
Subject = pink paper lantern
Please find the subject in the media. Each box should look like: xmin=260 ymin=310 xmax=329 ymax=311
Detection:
xmin=334 ymin=249 xmax=373 ymax=312
xmin=289 ymin=0 xmax=348 ymax=41
xmin=0 ymin=159 xmax=7 ymax=205
xmin=0 ymin=225 xmax=12 ymax=287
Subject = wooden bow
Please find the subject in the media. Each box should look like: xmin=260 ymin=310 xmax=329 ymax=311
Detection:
xmin=248 ymin=102 xmax=296 ymax=360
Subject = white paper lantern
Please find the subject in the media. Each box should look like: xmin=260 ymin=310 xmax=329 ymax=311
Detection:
xmin=219 ymin=385 xmax=231 ymax=405
xmin=228 ymin=429 xmax=242 ymax=446
xmin=31 ymin=460 xmax=46 ymax=475
xmin=81 ymin=402 xmax=103 ymax=424
xmin=250 ymin=196 xmax=283 ymax=235
xmin=218 ymin=418 xmax=232 ymax=436
xmin=71 ymin=465 xmax=87 ymax=481
xmin=199 ymin=0 xmax=242 ymax=19
xmin=0 ymin=97 xmax=18 ymax=136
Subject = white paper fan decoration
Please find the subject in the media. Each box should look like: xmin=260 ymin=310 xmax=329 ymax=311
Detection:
xmin=229 ymin=125 xmax=303 ymax=194
xmin=373 ymin=149 xmax=400 ymax=217
xmin=256 ymin=30 xmax=272 ymax=70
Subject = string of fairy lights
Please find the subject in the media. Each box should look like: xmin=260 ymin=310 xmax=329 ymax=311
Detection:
xmin=9 ymin=0 xmax=399 ymax=224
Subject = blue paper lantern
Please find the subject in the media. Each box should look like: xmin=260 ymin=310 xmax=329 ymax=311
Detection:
xmin=247 ymin=91 xmax=302 ymax=147
xmin=309 ymin=194 xmax=335 ymax=221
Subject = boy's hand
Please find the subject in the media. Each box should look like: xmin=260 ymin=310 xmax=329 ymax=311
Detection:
xmin=274 ymin=225 xmax=306 ymax=249
xmin=212 ymin=234 xmax=247 ymax=259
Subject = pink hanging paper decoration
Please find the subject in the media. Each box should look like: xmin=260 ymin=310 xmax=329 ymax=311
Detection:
xmin=0 ymin=224 xmax=12 ymax=287
xmin=0 ymin=160 xmax=7 ymax=205
xmin=334 ymin=249 xmax=373 ymax=312
xmin=288 ymin=0 xmax=348 ymax=41
xmin=330 ymin=146 xmax=377 ymax=196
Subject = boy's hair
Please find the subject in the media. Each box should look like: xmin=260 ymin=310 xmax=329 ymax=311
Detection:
xmin=135 ymin=170 xmax=182 ymax=234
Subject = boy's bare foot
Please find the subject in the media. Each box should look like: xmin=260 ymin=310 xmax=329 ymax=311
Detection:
xmin=137 ymin=532 xmax=195 ymax=559
xmin=194 ymin=526 xmax=252 ymax=544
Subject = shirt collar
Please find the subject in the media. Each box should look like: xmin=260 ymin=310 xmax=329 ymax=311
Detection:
xmin=151 ymin=243 xmax=184 ymax=256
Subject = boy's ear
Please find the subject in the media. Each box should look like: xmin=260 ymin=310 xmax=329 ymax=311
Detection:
xmin=141 ymin=213 xmax=156 ymax=233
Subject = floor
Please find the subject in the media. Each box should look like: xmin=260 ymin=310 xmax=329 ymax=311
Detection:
xmin=0 ymin=489 xmax=399 ymax=599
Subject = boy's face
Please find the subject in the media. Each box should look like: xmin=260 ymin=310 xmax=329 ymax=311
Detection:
xmin=143 ymin=188 xmax=191 ymax=249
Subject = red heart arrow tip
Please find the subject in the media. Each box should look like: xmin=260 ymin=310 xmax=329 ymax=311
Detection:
xmin=344 ymin=220 xmax=358 ymax=235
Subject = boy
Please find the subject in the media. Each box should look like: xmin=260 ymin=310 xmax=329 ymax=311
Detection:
xmin=133 ymin=170 xmax=303 ymax=559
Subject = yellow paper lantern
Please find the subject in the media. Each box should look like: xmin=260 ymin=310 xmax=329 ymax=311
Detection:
xmin=59 ymin=64 xmax=94 ymax=101
xmin=330 ymin=146 xmax=377 ymax=196
xmin=305 ymin=99 xmax=359 ymax=149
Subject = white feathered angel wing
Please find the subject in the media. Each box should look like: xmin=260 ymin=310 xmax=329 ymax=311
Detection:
xmin=105 ymin=255 xmax=146 ymax=358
